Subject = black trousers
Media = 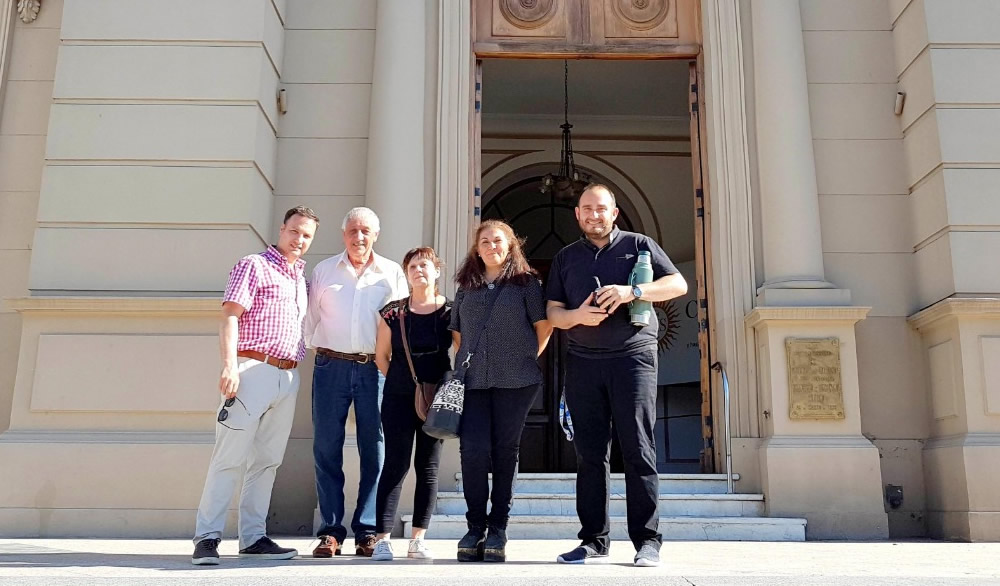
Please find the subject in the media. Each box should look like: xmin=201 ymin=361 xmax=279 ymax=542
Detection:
xmin=459 ymin=384 xmax=540 ymax=530
xmin=565 ymin=348 xmax=661 ymax=552
xmin=375 ymin=392 xmax=443 ymax=533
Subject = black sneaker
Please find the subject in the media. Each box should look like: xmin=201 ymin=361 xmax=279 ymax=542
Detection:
xmin=192 ymin=538 xmax=220 ymax=565
xmin=483 ymin=527 xmax=507 ymax=563
xmin=456 ymin=526 xmax=486 ymax=562
xmin=633 ymin=543 xmax=661 ymax=567
xmin=191 ymin=539 xmax=222 ymax=566
xmin=556 ymin=543 xmax=609 ymax=564
xmin=238 ymin=536 xmax=298 ymax=560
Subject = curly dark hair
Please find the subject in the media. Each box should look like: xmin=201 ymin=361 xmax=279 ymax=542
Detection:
xmin=454 ymin=220 xmax=537 ymax=289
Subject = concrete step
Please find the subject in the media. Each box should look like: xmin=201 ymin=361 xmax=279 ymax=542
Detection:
xmin=403 ymin=514 xmax=806 ymax=541
xmin=434 ymin=492 xmax=765 ymax=517
xmin=454 ymin=472 xmax=741 ymax=495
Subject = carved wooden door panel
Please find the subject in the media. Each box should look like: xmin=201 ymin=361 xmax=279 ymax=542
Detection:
xmin=474 ymin=0 xmax=700 ymax=57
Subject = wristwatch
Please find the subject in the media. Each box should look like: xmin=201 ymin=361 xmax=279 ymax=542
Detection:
xmin=631 ymin=285 xmax=643 ymax=300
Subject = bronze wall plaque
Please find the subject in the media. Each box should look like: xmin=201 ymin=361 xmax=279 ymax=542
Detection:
xmin=785 ymin=337 xmax=845 ymax=420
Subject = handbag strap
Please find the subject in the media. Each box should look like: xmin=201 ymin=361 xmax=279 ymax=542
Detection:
xmin=398 ymin=299 xmax=420 ymax=384
xmin=457 ymin=281 xmax=507 ymax=376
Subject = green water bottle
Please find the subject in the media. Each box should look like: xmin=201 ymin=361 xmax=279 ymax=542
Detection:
xmin=629 ymin=251 xmax=654 ymax=326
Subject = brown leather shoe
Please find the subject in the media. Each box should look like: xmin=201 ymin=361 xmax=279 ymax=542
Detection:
xmin=312 ymin=535 xmax=341 ymax=558
xmin=355 ymin=534 xmax=377 ymax=557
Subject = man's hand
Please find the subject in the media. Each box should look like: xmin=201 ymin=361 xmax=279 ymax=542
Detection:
xmin=575 ymin=292 xmax=610 ymax=327
xmin=595 ymin=285 xmax=635 ymax=314
xmin=219 ymin=364 xmax=240 ymax=399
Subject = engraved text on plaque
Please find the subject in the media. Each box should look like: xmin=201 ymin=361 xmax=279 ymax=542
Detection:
xmin=785 ymin=337 xmax=845 ymax=420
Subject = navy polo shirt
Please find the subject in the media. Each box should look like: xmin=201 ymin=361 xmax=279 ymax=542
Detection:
xmin=546 ymin=227 xmax=678 ymax=358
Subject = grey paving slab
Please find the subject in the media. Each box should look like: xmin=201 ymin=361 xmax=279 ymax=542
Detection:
xmin=0 ymin=538 xmax=997 ymax=585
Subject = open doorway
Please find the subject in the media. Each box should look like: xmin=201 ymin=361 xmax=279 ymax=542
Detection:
xmin=479 ymin=58 xmax=709 ymax=473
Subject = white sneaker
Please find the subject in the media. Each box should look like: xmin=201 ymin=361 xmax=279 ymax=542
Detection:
xmin=371 ymin=538 xmax=393 ymax=561
xmin=407 ymin=538 xmax=434 ymax=560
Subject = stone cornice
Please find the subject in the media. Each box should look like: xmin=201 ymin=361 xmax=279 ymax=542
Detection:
xmin=744 ymin=306 xmax=871 ymax=328
xmin=4 ymin=296 xmax=221 ymax=316
xmin=908 ymin=298 xmax=1000 ymax=331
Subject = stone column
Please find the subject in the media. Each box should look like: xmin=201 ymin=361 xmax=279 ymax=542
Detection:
xmin=365 ymin=0 xmax=430 ymax=264
xmin=751 ymin=0 xmax=848 ymax=306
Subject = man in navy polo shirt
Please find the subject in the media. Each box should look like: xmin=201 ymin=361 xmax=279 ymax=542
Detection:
xmin=546 ymin=184 xmax=687 ymax=568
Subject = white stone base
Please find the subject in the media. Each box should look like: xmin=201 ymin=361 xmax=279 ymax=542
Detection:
xmin=0 ymin=508 xmax=237 ymax=539
xmin=759 ymin=436 xmax=888 ymax=540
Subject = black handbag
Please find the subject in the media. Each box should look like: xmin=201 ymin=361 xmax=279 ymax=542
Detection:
xmin=423 ymin=282 xmax=506 ymax=440
xmin=398 ymin=299 xmax=439 ymax=422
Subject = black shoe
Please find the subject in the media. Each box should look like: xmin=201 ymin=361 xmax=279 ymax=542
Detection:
xmin=456 ymin=526 xmax=486 ymax=562
xmin=192 ymin=538 xmax=220 ymax=565
xmin=483 ymin=527 xmax=507 ymax=563
xmin=238 ymin=536 xmax=298 ymax=560
xmin=556 ymin=543 xmax=609 ymax=564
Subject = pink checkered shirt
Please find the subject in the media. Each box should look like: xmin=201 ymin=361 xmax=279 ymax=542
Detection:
xmin=223 ymin=246 xmax=308 ymax=362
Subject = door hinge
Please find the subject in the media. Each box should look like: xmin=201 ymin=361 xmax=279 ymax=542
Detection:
xmin=700 ymin=298 xmax=708 ymax=309
xmin=696 ymin=188 xmax=704 ymax=199
xmin=696 ymin=207 xmax=704 ymax=218
xmin=698 ymin=319 xmax=708 ymax=332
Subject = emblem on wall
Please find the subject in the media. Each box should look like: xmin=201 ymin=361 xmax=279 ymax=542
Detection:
xmin=653 ymin=299 xmax=680 ymax=351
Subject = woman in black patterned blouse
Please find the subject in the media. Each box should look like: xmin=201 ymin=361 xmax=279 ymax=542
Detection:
xmin=450 ymin=220 xmax=552 ymax=563
xmin=371 ymin=247 xmax=457 ymax=562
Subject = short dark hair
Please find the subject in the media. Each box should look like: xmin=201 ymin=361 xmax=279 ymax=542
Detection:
xmin=402 ymin=247 xmax=445 ymax=294
xmin=579 ymin=183 xmax=617 ymax=206
xmin=284 ymin=206 xmax=319 ymax=225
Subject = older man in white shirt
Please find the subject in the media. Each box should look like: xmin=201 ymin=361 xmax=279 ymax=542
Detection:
xmin=304 ymin=207 xmax=407 ymax=559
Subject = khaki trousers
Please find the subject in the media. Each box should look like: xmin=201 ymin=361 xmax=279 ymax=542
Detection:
xmin=193 ymin=357 xmax=299 ymax=549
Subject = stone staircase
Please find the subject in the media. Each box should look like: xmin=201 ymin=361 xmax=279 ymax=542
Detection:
xmin=402 ymin=473 xmax=806 ymax=541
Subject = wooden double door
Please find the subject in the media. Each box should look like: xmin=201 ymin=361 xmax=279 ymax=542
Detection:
xmin=473 ymin=0 xmax=715 ymax=474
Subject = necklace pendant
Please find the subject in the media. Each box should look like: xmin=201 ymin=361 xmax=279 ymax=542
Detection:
xmin=487 ymin=283 xmax=495 ymax=290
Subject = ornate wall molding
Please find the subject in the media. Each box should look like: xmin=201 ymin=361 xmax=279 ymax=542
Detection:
xmin=605 ymin=0 xmax=678 ymax=38
xmin=498 ymin=0 xmax=557 ymax=29
xmin=16 ymin=0 xmax=39 ymax=24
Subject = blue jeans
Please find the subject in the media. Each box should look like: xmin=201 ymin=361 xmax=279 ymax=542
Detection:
xmin=312 ymin=354 xmax=384 ymax=542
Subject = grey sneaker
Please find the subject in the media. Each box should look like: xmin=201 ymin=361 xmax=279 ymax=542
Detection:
xmin=633 ymin=543 xmax=661 ymax=567
xmin=556 ymin=543 xmax=609 ymax=564
xmin=238 ymin=536 xmax=298 ymax=560
xmin=192 ymin=538 xmax=220 ymax=565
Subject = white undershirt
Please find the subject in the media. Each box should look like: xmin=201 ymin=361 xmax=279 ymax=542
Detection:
xmin=304 ymin=251 xmax=408 ymax=354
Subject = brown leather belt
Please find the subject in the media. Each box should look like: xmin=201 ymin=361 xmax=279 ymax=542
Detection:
xmin=316 ymin=347 xmax=376 ymax=364
xmin=237 ymin=350 xmax=298 ymax=370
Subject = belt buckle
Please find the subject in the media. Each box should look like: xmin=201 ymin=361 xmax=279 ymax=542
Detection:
xmin=356 ymin=353 xmax=369 ymax=364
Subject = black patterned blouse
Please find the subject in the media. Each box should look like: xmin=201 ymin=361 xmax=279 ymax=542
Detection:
xmin=448 ymin=279 xmax=546 ymax=390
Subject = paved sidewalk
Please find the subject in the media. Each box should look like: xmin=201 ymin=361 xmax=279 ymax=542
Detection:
xmin=1 ymin=538 xmax=998 ymax=585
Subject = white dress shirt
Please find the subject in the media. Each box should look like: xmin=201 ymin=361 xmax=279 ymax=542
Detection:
xmin=304 ymin=251 xmax=408 ymax=354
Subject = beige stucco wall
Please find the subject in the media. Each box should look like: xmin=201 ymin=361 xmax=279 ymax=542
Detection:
xmin=268 ymin=0 xmax=380 ymax=535
xmin=0 ymin=0 xmax=61 ymax=436
xmin=0 ymin=0 xmax=997 ymax=541
xmin=800 ymin=0 xmax=928 ymax=538
xmin=892 ymin=0 xmax=1000 ymax=541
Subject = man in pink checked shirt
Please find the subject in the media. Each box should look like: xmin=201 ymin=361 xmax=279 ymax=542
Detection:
xmin=191 ymin=206 xmax=319 ymax=566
